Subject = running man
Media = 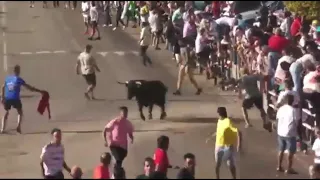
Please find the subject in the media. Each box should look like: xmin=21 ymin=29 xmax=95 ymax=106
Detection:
xmin=206 ymin=107 xmax=242 ymax=179
xmin=103 ymin=106 xmax=134 ymax=169
xmin=76 ymin=44 xmax=100 ymax=100
xmin=1 ymin=65 xmax=43 ymax=134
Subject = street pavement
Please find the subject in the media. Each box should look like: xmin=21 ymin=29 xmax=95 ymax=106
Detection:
xmin=0 ymin=1 xmax=312 ymax=179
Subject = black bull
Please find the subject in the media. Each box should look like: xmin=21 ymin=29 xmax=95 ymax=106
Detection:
xmin=117 ymin=80 xmax=167 ymax=120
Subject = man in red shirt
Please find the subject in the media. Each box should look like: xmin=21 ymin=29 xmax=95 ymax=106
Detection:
xmin=93 ymin=152 xmax=112 ymax=179
xmin=291 ymin=14 xmax=302 ymax=37
xmin=268 ymin=28 xmax=289 ymax=87
xmin=212 ymin=1 xmax=220 ymax=18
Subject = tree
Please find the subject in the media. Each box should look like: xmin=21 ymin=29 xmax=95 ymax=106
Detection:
xmin=284 ymin=1 xmax=320 ymax=20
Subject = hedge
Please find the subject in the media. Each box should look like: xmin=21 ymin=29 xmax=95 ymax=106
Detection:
xmin=284 ymin=1 xmax=320 ymax=20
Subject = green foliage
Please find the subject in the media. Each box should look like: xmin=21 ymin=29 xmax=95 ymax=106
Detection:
xmin=284 ymin=1 xmax=320 ymax=20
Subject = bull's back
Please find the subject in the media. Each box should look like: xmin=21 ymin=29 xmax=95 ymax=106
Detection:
xmin=135 ymin=81 xmax=167 ymax=104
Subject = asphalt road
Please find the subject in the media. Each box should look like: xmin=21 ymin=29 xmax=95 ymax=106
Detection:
xmin=0 ymin=2 xmax=312 ymax=179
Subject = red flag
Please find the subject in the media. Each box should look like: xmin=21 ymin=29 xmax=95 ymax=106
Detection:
xmin=37 ymin=91 xmax=51 ymax=119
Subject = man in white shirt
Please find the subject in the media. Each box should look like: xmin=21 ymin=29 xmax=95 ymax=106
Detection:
xmin=139 ymin=22 xmax=152 ymax=66
xmin=148 ymin=9 xmax=161 ymax=50
xmin=40 ymin=128 xmax=71 ymax=179
xmin=82 ymin=1 xmax=90 ymax=34
xmin=276 ymin=94 xmax=298 ymax=174
xmin=76 ymin=44 xmax=100 ymax=100
xmin=274 ymin=48 xmax=295 ymax=82
xmin=89 ymin=1 xmax=101 ymax=40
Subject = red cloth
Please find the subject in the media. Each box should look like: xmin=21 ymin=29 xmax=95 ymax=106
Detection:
xmin=268 ymin=35 xmax=289 ymax=53
xmin=37 ymin=91 xmax=51 ymax=119
xmin=212 ymin=1 xmax=220 ymax=18
xmin=93 ymin=165 xmax=110 ymax=179
xmin=153 ymin=148 xmax=169 ymax=174
xmin=290 ymin=18 xmax=301 ymax=37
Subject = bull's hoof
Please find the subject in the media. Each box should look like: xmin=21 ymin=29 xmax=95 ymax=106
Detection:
xmin=160 ymin=112 xmax=167 ymax=120
xmin=141 ymin=115 xmax=146 ymax=121
xmin=148 ymin=114 xmax=153 ymax=120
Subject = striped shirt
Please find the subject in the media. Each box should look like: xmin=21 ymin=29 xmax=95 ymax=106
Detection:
xmin=40 ymin=143 xmax=65 ymax=176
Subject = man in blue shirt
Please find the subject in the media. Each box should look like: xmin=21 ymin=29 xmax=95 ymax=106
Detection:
xmin=1 ymin=65 xmax=43 ymax=134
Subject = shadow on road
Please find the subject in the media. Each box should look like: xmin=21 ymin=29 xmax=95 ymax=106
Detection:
xmin=3 ymin=129 xmax=175 ymax=136
xmin=166 ymin=117 xmax=243 ymax=124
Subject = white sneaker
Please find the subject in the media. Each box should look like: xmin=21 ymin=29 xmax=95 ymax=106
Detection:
xmin=122 ymin=26 xmax=126 ymax=30
xmin=108 ymin=24 xmax=113 ymax=27
xmin=103 ymin=24 xmax=107 ymax=27
xmin=112 ymin=27 xmax=117 ymax=31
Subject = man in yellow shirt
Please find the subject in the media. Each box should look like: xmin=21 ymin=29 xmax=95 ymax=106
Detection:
xmin=206 ymin=107 xmax=242 ymax=179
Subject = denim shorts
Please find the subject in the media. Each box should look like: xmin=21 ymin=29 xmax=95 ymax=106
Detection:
xmin=215 ymin=146 xmax=236 ymax=167
xmin=278 ymin=136 xmax=297 ymax=153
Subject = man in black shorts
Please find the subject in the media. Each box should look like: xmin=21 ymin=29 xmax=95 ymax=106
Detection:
xmin=76 ymin=45 xmax=100 ymax=100
xmin=238 ymin=68 xmax=270 ymax=131
xmin=1 ymin=65 xmax=43 ymax=133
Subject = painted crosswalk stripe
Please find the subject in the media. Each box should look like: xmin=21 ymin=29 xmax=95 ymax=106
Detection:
xmin=53 ymin=50 xmax=67 ymax=54
xmin=113 ymin=51 xmax=125 ymax=56
xmin=131 ymin=51 xmax=139 ymax=56
xmin=97 ymin=52 xmax=109 ymax=57
xmin=19 ymin=52 xmax=32 ymax=55
xmin=35 ymin=51 xmax=51 ymax=54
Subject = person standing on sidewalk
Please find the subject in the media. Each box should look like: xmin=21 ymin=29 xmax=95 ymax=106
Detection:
xmin=89 ymin=1 xmax=101 ymax=40
xmin=81 ymin=1 xmax=91 ymax=35
xmin=113 ymin=1 xmax=126 ymax=31
xmin=76 ymin=44 xmax=101 ymax=100
xmin=103 ymin=1 xmax=113 ymax=27
xmin=40 ymin=128 xmax=72 ymax=179
xmin=1 ymin=65 xmax=43 ymax=134
xmin=276 ymin=94 xmax=298 ymax=174
xmin=103 ymin=106 xmax=134 ymax=169
xmin=139 ymin=22 xmax=152 ymax=66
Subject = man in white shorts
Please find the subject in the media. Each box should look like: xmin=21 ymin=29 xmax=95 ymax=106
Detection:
xmin=82 ymin=1 xmax=90 ymax=35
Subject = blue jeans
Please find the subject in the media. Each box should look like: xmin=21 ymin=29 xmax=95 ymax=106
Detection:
xmin=278 ymin=136 xmax=297 ymax=153
xmin=289 ymin=61 xmax=303 ymax=92
xmin=268 ymin=51 xmax=281 ymax=89
xmin=215 ymin=146 xmax=236 ymax=167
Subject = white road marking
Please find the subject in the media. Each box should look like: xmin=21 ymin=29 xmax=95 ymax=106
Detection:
xmin=15 ymin=50 xmax=140 ymax=56
xmin=131 ymin=51 xmax=139 ymax=56
xmin=19 ymin=52 xmax=33 ymax=55
xmin=97 ymin=52 xmax=109 ymax=57
xmin=113 ymin=51 xmax=125 ymax=56
xmin=1 ymin=1 xmax=7 ymax=71
xmin=35 ymin=51 xmax=51 ymax=54
xmin=53 ymin=50 xmax=67 ymax=54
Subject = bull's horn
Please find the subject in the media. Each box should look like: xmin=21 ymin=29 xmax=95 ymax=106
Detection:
xmin=117 ymin=81 xmax=127 ymax=85
xmin=135 ymin=81 xmax=142 ymax=85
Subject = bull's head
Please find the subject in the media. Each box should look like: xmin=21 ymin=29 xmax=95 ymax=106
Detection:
xmin=117 ymin=80 xmax=142 ymax=100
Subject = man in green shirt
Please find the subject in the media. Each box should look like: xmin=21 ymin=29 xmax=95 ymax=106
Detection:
xmin=136 ymin=157 xmax=155 ymax=179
